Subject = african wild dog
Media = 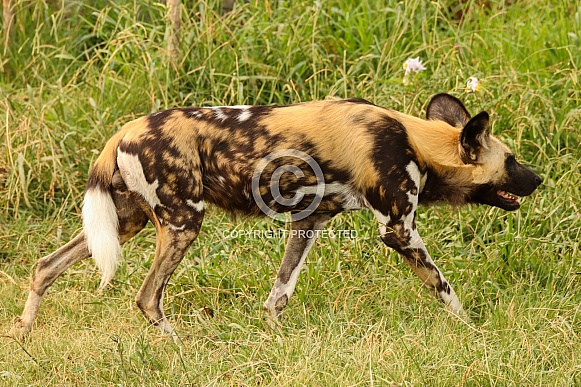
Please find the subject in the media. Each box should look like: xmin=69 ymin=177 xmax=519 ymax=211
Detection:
xmin=12 ymin=93 xmax=541 ymax=339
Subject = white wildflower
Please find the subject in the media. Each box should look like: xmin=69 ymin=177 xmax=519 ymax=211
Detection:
xmin=403 ymin=57 xmax=427 ymax=76
xmin=466 ymin=76 xmax=480 ymax=93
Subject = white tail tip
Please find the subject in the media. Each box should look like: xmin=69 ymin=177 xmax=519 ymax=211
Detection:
xmin=82 ymin=188 xmax=121 ymax=289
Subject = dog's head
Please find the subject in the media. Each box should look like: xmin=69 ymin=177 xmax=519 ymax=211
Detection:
xmin=426 ymin=93 xmax=542 ymax=211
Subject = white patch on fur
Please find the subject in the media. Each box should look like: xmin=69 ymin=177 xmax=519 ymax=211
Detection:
xmin=186 ymin=199 xmax=205 ymax=212
xmin=296 ymin=182 xmax=339 ymax=195
xmin=82 ymin=189 xmax=121 ymax=289
xmin=291 ymin=183 xmax=357 ymax=208
xmin=272 ymin=239 xmax=313 ymax=294
xmin=117 ymin=150 xmax=161 ymax=208
xmin=169 ymin=224 xmax=186 ymax=231
xmin=341 ymin=191 xmax=364 ymax=210
xmin=405 ymin=161 xmax=421 ymax=187
xmin=205 ymin=105 xmax=251 ymax=122
xmin=327 ymin=183 xmax=363 ymax=209
xmin=403 ymin=161 xmax=421 ymax=246
xmin=370 ymin=208 xmax=391 ymax=236
xmin=419 ymin=172 xmax=428 ymax=192
xmin=403 ymin=162 xmax=422 ymax=247
xmin=189 ymin=110 xmax=203 ymax=119
xmin=404 ymin=220 xmax=423 ymax=250
xmin=237 ymin=108 xmax=252 ymax=122
xmin=213 ymin=108 xmax=228 ymax=121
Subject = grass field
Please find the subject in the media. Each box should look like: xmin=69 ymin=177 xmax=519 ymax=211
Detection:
xmin=1 ymin=0 xmax=580 ymax=385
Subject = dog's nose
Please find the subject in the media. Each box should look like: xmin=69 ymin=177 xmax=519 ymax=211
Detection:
xmin=534 ymin=175 xmax=542 ymax=187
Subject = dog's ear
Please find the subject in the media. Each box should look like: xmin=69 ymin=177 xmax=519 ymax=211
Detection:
xmin=459 ymin=111 xmax=490 ymax=163
xmin=426 ymin=93 xmax=471 ymax=128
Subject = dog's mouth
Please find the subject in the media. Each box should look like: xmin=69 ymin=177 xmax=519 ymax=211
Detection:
xmin=470 ymin=159 xmax=541 ymax=212
xmin=497 ymin=190 xmax=521 ymax=210
xmin=472 ymin=185 xmax=526 ymax=211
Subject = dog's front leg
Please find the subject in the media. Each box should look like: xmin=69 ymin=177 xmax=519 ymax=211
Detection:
xmin=264 ymin=213 xmax=335 ymax=321
xmin=371 ymin=206 xmax=466 ymax=318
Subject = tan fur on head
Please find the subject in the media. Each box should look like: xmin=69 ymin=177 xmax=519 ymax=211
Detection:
xmin=391 ymin=103 xmax=517 ymax=196
xmin=470 ymin=136 xmax=512 ymax=185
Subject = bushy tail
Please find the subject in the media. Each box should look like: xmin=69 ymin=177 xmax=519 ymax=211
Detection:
xmin=83 ymin=187 xmax=120 ymax=289
xmin=82 ymin=122 xmax=135 ymax=289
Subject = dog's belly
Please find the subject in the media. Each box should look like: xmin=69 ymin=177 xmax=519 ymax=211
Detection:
xmin=202 ymin=169 xmax=364 ymax=216
xmin=202 ymin=173 xmax=258 ymax=215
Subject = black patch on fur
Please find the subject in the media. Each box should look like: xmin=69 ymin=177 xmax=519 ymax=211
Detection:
xmin=502 ymin=154 xmax=542 ymax=195
xmin=147 ymin=109 xmax=175 ymax=129
xmin=419 ymin=167 xmax=472 ymax=206
xmin=364 ymin=116 xmax=419 ymax=219
xmin=198 ymin=125 xmax=285 ymax=215
xmin=460 ymin=111 xmax=490 ymax=163
xmin=380 ymin=221 xmax=413 ymax=248
xmin=336 ymin=98 xmax=376 ymax=106
xmin=196 ymin=121 xmax=353 ymax=216
xmin=384 ymin=241 xmax=450 ymax=298
xmin=426 ymin=93 xmax=471 ymax=127
xmin=469 ymin=154 xmax=542 ymax=210
xmin=86 ymin=173 xmax=109 ymax=192
xmin=118 ymin=129 xmax=204 ymax=229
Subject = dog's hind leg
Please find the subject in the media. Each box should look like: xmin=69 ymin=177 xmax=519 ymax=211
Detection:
xmin=12 ymin=180 xmax=149 ymax=340
xmin=11 ymin=233 xmax=90 ymax=340
xmin=263 ymin=213 xmax=335 ymax=321
xmin=134 ymin=212 xmax=203 ymax=339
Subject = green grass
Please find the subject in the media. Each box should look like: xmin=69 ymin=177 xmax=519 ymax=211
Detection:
xmin=1 ymin=0 xmax=580 ymax=385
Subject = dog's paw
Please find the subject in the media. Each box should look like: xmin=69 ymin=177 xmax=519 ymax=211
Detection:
xmin=263 ymin=304 xmax=284 ymax=331
xmin=9 ymin=318 xmax=32 ymax=341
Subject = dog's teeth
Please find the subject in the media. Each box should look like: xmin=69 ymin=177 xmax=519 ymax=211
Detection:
xmin=498 ymin=190 xmax=518 ymax=201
